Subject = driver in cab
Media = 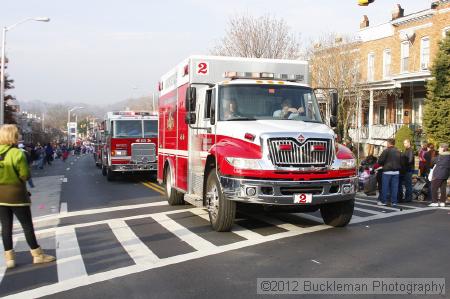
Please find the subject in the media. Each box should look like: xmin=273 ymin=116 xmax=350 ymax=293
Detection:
xmin=222 ymin=98 xmax=240 ymax=120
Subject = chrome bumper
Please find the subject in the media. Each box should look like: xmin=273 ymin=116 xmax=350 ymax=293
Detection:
xmin=111 ymin=162 xmax=157 ymax=172
xmin=219 ymin=176 xmax=357 ymax=205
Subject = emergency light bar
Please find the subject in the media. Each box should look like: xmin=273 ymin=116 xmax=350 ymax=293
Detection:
xmin=112 ymin=111 xmax=152 ymax=116
xmin=224 ymin=71 xmax=304 ymax=82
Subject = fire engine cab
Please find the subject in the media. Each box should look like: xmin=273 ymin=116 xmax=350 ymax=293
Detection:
xmin=101 ymin=111 xmax=158 ymax=181
xmin=158 ymin=56 xmax=357 ymax=232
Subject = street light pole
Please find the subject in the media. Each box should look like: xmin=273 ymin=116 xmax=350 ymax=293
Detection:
xmin=0 ymin=17 xmax=50 ymax=125
xmin=0 ymin=27 xmax=7 ymax=125
xmin=67 ymin=106 xmax=83 ymax=145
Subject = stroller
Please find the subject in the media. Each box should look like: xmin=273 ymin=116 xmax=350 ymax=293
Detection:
xmin=412 ymin=176 xmax=429 ymax=201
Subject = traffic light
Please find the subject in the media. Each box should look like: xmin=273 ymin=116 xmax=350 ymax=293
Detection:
xmin=358 ymin=0 xmax=374 ymax=6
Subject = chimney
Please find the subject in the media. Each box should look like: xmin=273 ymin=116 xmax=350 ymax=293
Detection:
xmin=360 ymin=15 xmax=370 ymax=28
xmin=391 ymin=4 xmax=404 ymax=20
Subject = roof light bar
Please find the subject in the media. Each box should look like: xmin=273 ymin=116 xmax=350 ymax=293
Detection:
xmin=224 ymin=72 xmax=304 ymax=82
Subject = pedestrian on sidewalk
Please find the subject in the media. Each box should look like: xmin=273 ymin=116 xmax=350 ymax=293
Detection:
xmin=418 ymin=142 xmax=428 ymax=177
xmin=377 ymin=138 xmax=401 ymax=208
xmin=45 ymin=143 xmax=54 ymax=166
xmin=428 ymin=144 xmax=450 ymax=207
xmin=0 ymin=125 xmax=55 ymax=269
xmin=18 ymin=144 xmax=35 ymax=188
xmin=424 ymin=143 xmax=438 ymax=201
xmin=36 ymin=144 xmax=45 ymax=169
xmin=398 ymin=139 xmax=414 ymax=202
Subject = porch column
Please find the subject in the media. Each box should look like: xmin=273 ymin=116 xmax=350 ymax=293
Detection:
xmin=368 ymin=89 xmax=374 ymax=140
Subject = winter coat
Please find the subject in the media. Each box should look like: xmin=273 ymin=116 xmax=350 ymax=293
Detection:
xmin=432 ymin=152 xmax=450 ymax=181
xmin=0 ymin=145 xmax=31 ymax=206
xmin=378 ymin=146 xmax=401 ymax=172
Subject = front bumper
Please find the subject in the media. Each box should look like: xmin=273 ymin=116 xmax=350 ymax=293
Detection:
xmin=220 ymin=176 xmax=358 ymax=205
xmin=110 ymin=162 xmax=157 ymax=172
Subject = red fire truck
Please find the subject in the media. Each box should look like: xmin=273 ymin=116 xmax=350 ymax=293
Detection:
xmin=101 ymin=111 xmax=158 ymax=181
xmin=158 ymin=56 xmax=357 ymax=231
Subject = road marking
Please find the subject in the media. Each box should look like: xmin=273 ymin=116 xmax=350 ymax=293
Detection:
xmin=55 ymin=226 xmax=87 ymax=282
xmin=311 ymin=259 xmax=321 ymax=264
xmin=349 ymin=206 xmax=432 ymax=224
xmin=151 ymin=213 xmax=217 ymax=252
xmin=3 ymin=222 xmax=331 ymax=299
xmin=59 ymin=201 xmax=168 ymax=218
xmin=109 ymin=219 xmax=160 ymax=266
xmin=60 ymin=202 xmax=68 ymax=215
xmin=146 ymin=182 xmax=165 ymax=192
xmin=141 ymin=182 xmax=165 ymax=195
xmin=66 ymin=168 xmax=70 ymax=171
xmin=189 ymin=208 xmax=264 ymax=240
xmin=354 ymin=207 xmax=381 ymax=215
xmin=356 ymin=197 xmax=423 ymax=210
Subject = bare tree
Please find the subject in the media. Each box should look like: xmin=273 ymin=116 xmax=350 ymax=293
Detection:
xmin=307 ymin=34 xmax=361 ymax=140
xmin=212 ymin=14 xmax=300 ymax=59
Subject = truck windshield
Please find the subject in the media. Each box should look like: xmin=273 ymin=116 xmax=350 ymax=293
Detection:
xmin=114 ymin=120 xmax=143 ymax=138
xmin=144 ymin=120 xmax=158 ymax=138
xmin=218 ymin=85 xmax=323 ymax=123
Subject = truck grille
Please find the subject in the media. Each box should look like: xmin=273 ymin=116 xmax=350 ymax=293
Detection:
xmin=131 ymin=143 xmax=156 ymax=163
xmin=268 ymin=138 xmax=333 ymax=167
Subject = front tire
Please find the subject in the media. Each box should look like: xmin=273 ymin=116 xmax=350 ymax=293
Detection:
xmin=102 ymin=165 xmax=107 ymax=176
xmin=164 ymin=165 xmax=184 ymax=205
xmin=205 ymin=169 xmax=236 ymax=232
xmin=106 ymin=167 xmax=115 ymax=181
xmin=320 ymin=198 xmax=354 ymax=227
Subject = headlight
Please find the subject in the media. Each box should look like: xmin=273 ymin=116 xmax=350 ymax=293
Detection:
xmin=339 ymin=159 xmax=356 ymax=169
xmin=114 ymin=150 xmax=128 ymax=156
xmin=225 ymin=157 xmax=263 ymax=170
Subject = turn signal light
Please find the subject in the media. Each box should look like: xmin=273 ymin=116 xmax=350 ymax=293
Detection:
xmin=244 ymin=133 xmax=256 ymax=141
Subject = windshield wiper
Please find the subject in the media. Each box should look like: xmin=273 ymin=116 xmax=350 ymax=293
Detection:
xmin=226 ymin=117 xmax=256 ymax=121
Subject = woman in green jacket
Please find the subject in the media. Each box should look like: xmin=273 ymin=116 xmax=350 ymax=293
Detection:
xmin=0 ymin=125 xmax=55 ymax=268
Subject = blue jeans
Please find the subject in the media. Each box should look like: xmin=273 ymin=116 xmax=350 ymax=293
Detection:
xmin=382 ymin=173 xmax=399 ymax=205
xmin=398 ymin=171 xmax=413 ymax=202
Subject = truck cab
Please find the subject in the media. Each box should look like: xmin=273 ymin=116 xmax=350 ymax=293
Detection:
xmin=101 ymin=111 xmax=158 ymax=181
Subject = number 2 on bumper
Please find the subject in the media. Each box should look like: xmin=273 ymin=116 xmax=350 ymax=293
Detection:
xmin=294 ymin=193 xmax=312 ymax=204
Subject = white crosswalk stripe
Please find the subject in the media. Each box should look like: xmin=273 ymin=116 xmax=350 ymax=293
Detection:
xmin=56 ymin=226 xmax=87 ymax=282
xmin=2 ymin=196 xmax=436 ymax=299
xmin=150 ymin=213 xmax=217 ymax=252
xmin=109 ymin=219 xmax=161 ymax=266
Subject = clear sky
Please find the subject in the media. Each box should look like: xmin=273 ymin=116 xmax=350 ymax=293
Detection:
xmin=1 ymin=0 xmax=431 ymax=105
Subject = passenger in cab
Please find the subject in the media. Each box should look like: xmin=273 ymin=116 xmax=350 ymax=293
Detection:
xmin=273 ymin=99 xmax=298 ymax=119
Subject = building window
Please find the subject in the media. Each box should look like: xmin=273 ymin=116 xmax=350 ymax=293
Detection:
xmin=379 ymin=105 xmax=386 ymax=125
xmin=367 ymin=53 xmax=375 ymax=81
xmin=420 ymin=37 xmax=430 ymax=70
xmin=412 ymin=98 xmax=424 ymax=125
xmin=396 ymin=100 xmax=403 ymax=124
xmin=383 ymin=49 xmax=391 ymax=79
xmin=400 ymin=41 xmax=409 ymax=73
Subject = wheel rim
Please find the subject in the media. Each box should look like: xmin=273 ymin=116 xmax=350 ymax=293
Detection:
xmin=207 ymin=183 xmax=220 ymax=222
xmin=165 ymin=169 xmax=172 ymax=197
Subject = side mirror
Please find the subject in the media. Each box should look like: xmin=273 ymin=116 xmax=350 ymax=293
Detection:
xmin=330 ymin=92 xmax=339 ymax=128
xmin=185 ymin=112 xmax=196 ymax=124
xmin=185 ymin=87 xmax=197 ymax=112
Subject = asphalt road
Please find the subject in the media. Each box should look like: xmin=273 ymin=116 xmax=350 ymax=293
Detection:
xmin=1 ymin=154 xmax=449 ymax=299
